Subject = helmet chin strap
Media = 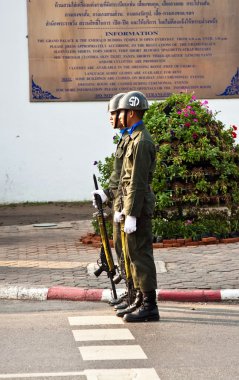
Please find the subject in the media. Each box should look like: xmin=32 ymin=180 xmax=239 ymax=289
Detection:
xmin=113 ymin=111 xmax=119 ymax=129
xmin=123 ymin=110 xmax=128 ymax=129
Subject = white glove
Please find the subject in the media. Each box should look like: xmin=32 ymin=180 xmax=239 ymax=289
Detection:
xmin=114 ymin=211 xmax=123 ymax=223
xmin=124 ymin=215 xmax=137 ymax=234
xmin=92 ymin=190 xmax=108 ymax=208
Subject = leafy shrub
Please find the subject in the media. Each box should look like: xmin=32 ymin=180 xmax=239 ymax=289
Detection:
xmin=144 ymin=93 xmax=239 ymax=212
xmin=94 ymin=92 xmax=239 ymax=240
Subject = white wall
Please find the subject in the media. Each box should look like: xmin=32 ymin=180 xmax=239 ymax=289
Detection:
xmin=0 ymin=1 xmax=238 ymax=203
xmin=0 ymin=0 xmax=115 ymax=203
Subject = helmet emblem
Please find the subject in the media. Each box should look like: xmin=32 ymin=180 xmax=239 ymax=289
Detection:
xmin=129 ymin=96 xmax=140 ymax=107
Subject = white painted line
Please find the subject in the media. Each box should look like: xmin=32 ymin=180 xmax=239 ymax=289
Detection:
xmin=68 ymin=315 xmax=124 ymax=325
xmin=0 ymin=372 xmax=84 ymax=378
xmin=72 ymin=328 xmax=134 ymax=341
xmin=79 ymin=345 xmax=147 ymax=360
xmin=0 ymin=369 xmax=160 ymax=380
xmin=33 ymin=223 xmax=58 ymax=228
xmin=221 ymin=289 xmax=239 ymax=300
xmin=85 ymin=368 xmax=160 ymax=380
xmin=0 ymin=260 xmax=88 ymax=269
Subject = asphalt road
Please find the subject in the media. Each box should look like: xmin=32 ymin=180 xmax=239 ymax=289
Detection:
xmin=0 ymin=300 xmax=239 ymax=380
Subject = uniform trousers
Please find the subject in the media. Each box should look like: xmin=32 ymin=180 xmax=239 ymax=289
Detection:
xmin=126 ymin=213 xmax=157 ymax=292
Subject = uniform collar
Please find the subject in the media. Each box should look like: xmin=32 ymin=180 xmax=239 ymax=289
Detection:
xmin=128 ymin=121 xmax=144 ymax=139
xmin=119 ymin=127 xmax=128 ymax=136
xmin=127 ymin=120 xmax=143 ymax=135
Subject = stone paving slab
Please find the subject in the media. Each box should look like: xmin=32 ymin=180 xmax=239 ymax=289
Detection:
xmin=0 ymin=220 xmax=239 ymax=290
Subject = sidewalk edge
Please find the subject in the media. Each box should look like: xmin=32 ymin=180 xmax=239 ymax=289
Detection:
xmin=1 ymin=286 xmax=239 ymax=302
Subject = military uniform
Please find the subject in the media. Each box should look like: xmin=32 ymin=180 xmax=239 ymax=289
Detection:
xmin=93 ymin=90 xmax=159 ymax=321
xmin=114 ymin=90 xmax=159 ymax=322
xmin=115 ymin=122 xmax=157 ymax=292
xmin=104 ymin=132 xmax=129 ymax=266
xmin=92 ymin=92 xmax=126 ymax=269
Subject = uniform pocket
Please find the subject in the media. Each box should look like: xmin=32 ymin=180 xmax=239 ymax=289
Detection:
xmin=125 ymin=146 xmax=133 ymax=158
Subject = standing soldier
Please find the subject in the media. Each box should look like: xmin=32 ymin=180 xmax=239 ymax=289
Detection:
xmin=92 ymin=93 xmax=130 ymax=304
xmin=114 ymin=91 xmax=160 ymax=322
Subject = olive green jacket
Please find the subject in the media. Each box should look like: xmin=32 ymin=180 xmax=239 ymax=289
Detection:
xmin=104 ymin=133 xmax=129 ymax=202
xmin=115 ymin=123 xmax=156 ymax=217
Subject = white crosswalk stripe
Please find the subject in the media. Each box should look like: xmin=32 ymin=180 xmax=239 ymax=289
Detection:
xmin=68 ymin=315 xmax=123 ymax=325
xmin=68 ymin=313 xmax=161 ymax=380
xmin=84 ymin=368 xmax=160 ymax=379
xmin=72 ymin=328 xmax=134 ymax=341
xmin=79 ymin=344 xmax=147 ymax=360
xmin=0 ymin=368 xmax=160 ymax=379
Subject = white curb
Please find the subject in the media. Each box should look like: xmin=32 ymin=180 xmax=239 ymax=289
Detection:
xmin=221 ymin=289 xmax=239 ymax=300
xmin=101 ymin=288 xmax=126 ymax=302
xmin=0 ymin=286 xmax=48 ymax=301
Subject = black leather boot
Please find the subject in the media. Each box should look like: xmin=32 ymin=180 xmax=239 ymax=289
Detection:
xmin=116 ymin=290 xmax=143 ymax=317
xmin=123 ymin=290 xmax=160 ymax=322
xmin=114 ymin=300 xmax=129 ymax=310
xmin=109 ymin=291 xmax=127 ymax=306
xmin=114 ymin=288 xmax=137 ymax=310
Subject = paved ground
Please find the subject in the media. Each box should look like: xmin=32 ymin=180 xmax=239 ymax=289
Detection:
xmin=0 ymin=202 xmax=94 ymax=226
xmin=0 ymin=203 xmax=239 ymax=293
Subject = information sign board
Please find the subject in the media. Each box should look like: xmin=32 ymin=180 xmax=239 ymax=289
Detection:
xmin=27 ymin=0 xmax=239 ymax=101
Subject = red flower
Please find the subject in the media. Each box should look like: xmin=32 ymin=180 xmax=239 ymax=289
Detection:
xmin=185 ymin=122 xmax=191 ymax=127
xmin=232 ymin=132 xmax=237 ymax=139
xmin=233 ymin=125 xmax=238 ymax=131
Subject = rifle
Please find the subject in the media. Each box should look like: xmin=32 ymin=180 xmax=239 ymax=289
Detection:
xmin=93 ymin=174 xmax=118 ymax=300
xmin=119 ymin=198 xmax=135 ymax=306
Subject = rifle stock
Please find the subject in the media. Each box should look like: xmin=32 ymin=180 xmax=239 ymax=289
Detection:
xmin=93 ymin=174 xmax=118 ymax=300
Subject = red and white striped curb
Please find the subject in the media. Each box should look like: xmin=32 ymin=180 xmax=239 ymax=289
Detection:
xmin=1 ymin=286 xmax=239 ymax=302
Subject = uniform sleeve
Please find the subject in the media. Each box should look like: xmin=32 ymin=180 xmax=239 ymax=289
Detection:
xmin=106 ymin=140 xmax=125 ymax=202
xmin=124 ymin=139 xmax=155 ymax=217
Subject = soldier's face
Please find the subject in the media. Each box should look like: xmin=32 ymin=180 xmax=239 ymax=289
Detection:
xmin=119 ymin=110 xmax=126 ymax=127
xmin=119 ymin=109 xmax=134 ymax=128
xmin=110 ymin=112 xmax=119 ymax=129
